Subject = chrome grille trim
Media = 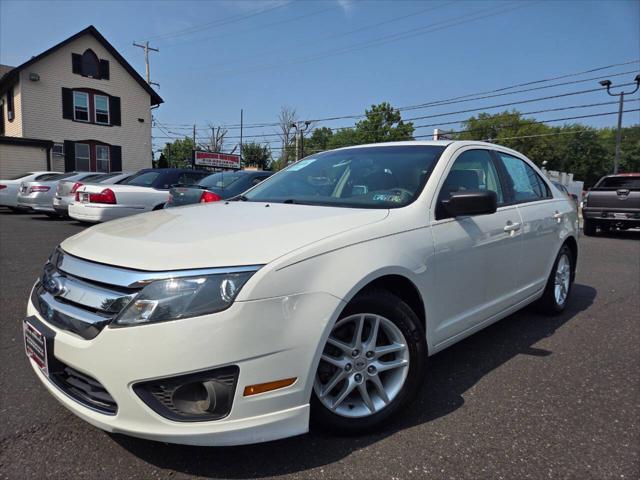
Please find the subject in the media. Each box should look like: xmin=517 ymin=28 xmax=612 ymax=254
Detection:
xmin=45 ymin=272 xmax=136 ymax=313
xmin=57 ymin=248 xmax=262 ymax=288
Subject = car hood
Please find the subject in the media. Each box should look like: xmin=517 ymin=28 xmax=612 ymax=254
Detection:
xmin=61 ymin=201 xmax=389 ymax=270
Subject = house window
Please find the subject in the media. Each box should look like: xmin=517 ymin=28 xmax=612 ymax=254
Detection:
xmin=52 ymin=143 xmax=64 ymax=157
xmin=73 ymin=91 xmax=89 ymax=121
xmin=7 ymin=87 xmax=14 ymax=121
xmin=96 ymin=145 xmax=110 ymax=172
xmin=94 ymin=95 xmax=110 ymax=125
xmin=75 ymin=143 xmax=90 ymax=170
xmin=81 ymin=49 xmax=100 ymax=78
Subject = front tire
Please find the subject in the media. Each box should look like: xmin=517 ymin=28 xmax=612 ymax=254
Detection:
xmin=311 ymin=288 xmax=426 ymax=434
xmin=537 ymin=244 xmax=574 ymax=315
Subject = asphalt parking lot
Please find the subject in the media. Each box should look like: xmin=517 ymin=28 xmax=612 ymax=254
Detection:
xmin=0 ymin=210 xmax=638 ymax=480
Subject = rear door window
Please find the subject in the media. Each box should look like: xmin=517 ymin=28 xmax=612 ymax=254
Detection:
xmin=498 ymin=153 xmax=550 ymax=203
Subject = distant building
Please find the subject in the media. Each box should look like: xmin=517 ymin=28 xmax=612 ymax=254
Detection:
xmin=0 ymin=25 xmax=163 ymax=178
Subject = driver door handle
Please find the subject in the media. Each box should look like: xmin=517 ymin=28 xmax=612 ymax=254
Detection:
xmin=504 ymin=221 xmax=521 ymax=232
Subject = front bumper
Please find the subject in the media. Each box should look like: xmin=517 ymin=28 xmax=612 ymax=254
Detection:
xmin=26 ymin=290 xmax=342 ymax=445
xmin=68 ymin=202 xmax=145 ymax=223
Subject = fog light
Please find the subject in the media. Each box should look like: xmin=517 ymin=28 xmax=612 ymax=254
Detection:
xmin=133 ymin=366 xmax=238 ymax=422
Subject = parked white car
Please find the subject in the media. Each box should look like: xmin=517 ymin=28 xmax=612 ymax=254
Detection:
xmin=0 ymin=171 xmax=60 ymax=210
xmin=53 ymin=171 xmax=134 ymax=217
xmin=25 ymin=141 xmax=578 ymax=446
xmin=68 ymin=168 xmax=208 ymax=223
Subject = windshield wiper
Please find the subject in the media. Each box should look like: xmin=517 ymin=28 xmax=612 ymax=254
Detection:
xmin=282 ymin=199 xmax=298 ymax=204
xmin=232 ymin=194 xmax=250 ymax=201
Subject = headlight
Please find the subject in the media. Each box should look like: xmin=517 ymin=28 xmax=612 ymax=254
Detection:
xmin=114 ymin=272 xmax=256 ymax=326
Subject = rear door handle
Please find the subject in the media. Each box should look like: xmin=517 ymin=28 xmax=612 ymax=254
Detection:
xmin=553 ymin=211 xmax=563 ymax=223
xmin=504 ymin=222 xmax=521 ymax=232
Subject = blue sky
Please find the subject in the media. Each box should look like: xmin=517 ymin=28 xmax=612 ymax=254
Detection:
xmin=1 ymin=0 xmax=639 ymax=154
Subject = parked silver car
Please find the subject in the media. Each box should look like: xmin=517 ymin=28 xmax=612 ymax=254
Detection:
xmin=17 ymin=172 xmax=95 ymax=216
xmin=53 ymin=171 xmax=135 ymax=217
xmin=0 ymin=171 xmax=60 ymax=210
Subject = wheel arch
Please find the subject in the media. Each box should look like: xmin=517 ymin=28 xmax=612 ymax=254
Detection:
xmin=563 ymin=235 xmax=578 ymax=281
xmin=345 ymin=273 xmax=427 ymax=340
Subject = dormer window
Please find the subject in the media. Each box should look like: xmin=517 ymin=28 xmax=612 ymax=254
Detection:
xmin=80 ymin=49 xmax=99 ymax=78
xmin=71 ymin=50 xmax=110 ymax=80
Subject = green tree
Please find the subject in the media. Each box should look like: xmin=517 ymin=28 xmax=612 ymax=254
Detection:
xmin=160 ymin=137 xmax=196 ymax=168
xmin=354 ymin=102 xmax=414 ymax=144
xmin=157 ymin=152 xmax=168 ymax=169
xmin=305 ymin=102 xmax=415 ymax=154
xmin=242 ymin=142 xmax=271 ymax=170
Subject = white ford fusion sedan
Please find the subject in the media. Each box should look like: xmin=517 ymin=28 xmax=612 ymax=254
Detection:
xmin=24 ymin=141 xmax=579 ymax=446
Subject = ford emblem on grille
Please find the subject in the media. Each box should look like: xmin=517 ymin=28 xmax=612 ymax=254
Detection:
xmin=44 ymin=276 xmax=66 ymax=296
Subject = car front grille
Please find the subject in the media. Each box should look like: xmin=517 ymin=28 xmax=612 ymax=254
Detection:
xmin=32 ymin=249 xmax=141 ymax=340
xmin=50 ymin=364 xmax=118 ymax=414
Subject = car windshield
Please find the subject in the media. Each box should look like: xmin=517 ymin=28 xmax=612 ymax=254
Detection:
xmin=596 ymin=176 xmax=640 ymax=190
xmin=121 ymin=171 xmax=161 ymax=187
xmin=199 ymin=172 xmax=244 ymax=189
xmin=244 ymin=145 xmax=446 ymax=208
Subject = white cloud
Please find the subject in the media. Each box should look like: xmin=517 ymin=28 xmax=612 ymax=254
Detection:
xmin=337 ymin=0 xmax=355 ymax=15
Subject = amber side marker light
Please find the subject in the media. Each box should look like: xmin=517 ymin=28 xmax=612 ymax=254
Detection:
xmin=243 ymin=378 xmax=297 ymax=396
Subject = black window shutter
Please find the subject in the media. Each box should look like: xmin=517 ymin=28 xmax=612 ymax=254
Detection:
xmin=99 ymin=59 xmax=110 ymax=80
xmin=64 ymin=141 xmax=75 ymax=172
xmin=110 ymin=145 xmax=122 ymax=172
xmin=109 ymin=95 xmax=121 ymax=126
xmin=61 ymin=88 xmax=73 ymax=119
xmin=72 ymin=53 xmax=82 ymax=74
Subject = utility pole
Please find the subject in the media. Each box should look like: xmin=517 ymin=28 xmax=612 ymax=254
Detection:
xmin=291 ymin=121 xmax=311 ymax=160
xmin=598 ymin=74 xmax=640 ymax=174
xmin=132 ymin=41 xmax=160 ymax=87
xmin=239 ymin=109 xmax=244 ymax=163
xmin=192 ymin=124 xmax=196 ymax=144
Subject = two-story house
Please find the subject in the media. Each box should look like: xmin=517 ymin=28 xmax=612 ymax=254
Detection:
xmin=0 ymin=25 xmax=163 ymax=178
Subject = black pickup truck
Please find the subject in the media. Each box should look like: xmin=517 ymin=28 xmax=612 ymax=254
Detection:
xmin=582 ymin=173 xmax=640 ymax=235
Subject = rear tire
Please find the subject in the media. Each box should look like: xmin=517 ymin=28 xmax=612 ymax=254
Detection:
xmin=583 ymin=218 xmax=596 ymax=236
xmin=311 ymin=288 xmax=426 ymax=434
xmin=536 ymin=244 xmax=574 ymax=315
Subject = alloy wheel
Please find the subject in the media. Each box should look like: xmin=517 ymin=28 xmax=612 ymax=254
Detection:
xmin=314 ymin=313 xmax=410 ymax=418
xmin=554 ymin=253 xmax=571 ymax=306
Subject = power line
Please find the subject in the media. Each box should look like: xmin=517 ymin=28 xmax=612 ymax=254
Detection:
xmin=154 ymin=96 xmax=639 ymax=145
xmin=162 ymin=5 xmax=339 ymax=49
xmin=156 ymin=60 xmax=639 ymax=130
xmin=197 ymin=1 xmax=455 ymax=69
xmin=259 ymin=108 xmax=640 ymax=152
xmin=143 ymin=2 xmax=288 ymax=42
xmin=209 ymin=1 xmax=536 ymax=77
xmin=201 ymin=86 xmax=639 ymax=141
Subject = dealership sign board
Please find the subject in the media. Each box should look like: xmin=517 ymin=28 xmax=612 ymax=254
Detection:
xmin=193 ymin=151 xmax=241 ymax=169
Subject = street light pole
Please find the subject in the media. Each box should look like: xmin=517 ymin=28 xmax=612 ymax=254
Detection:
xmin=598 ymin=75 xmax=640 ymax=174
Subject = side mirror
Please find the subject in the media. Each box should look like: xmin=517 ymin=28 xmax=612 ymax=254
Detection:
xmin=440 ymin=190 xmax=497 ymax=218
